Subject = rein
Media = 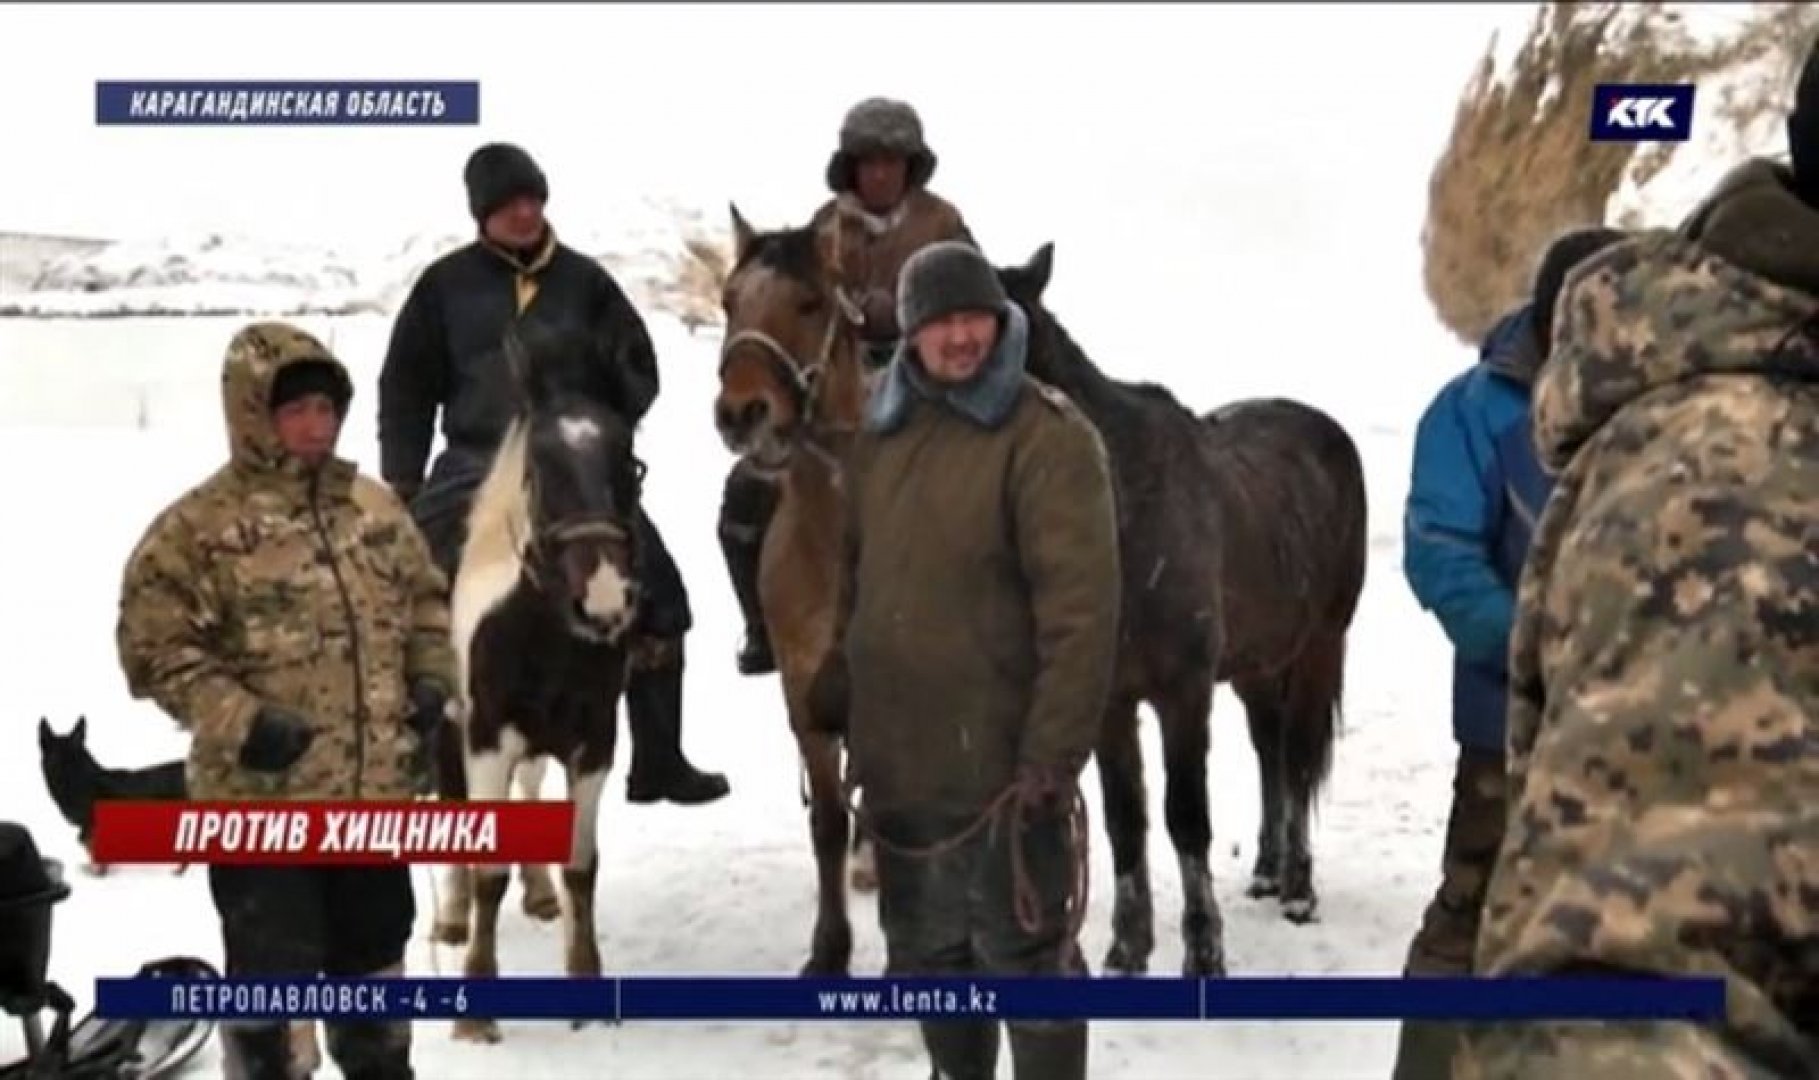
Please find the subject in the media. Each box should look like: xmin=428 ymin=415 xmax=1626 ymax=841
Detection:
xmin=843 ymin=775 xmax=1092 ymax=973
xmin=718 ymin=282 xmax=866 ymax=473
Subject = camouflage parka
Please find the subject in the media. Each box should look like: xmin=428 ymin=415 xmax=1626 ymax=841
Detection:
xmin=116 ymin=322 xmax=458 ymax=802
xmin=1464 ymin=159 xmax=1819 ymax=1076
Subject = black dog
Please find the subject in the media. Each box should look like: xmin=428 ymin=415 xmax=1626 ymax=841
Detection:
xmin=38 ymin=716 xmax=188 ymax=875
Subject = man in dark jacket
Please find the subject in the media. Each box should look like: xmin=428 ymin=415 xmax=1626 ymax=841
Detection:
xmin=831 ymin=240 xmax=1119 ymax=1080
xmin=378 ymin=142 xmax=727 ymax=806
xmin=1394 ymin=225 xmax=1624 ymax=1079
xmin=717 ymin=97 xmax=978 ymax=678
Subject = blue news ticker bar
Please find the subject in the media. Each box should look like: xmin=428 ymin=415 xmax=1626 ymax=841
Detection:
xmin=95 ymin=975 xmax=1727 ymax=1023
xmin=95 ymin=80 xmax=480 ymax=125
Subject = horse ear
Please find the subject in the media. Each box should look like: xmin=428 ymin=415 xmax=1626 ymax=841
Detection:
xmin=730 ymin=202 xmax=757 ymax=263
xmin=1025 ymin=242 xmax=1055 ymax=297
xmin=38 ymin=717 xmax=50 ymax=740
xmin=73 ymin=716 xmax=87 ymax=741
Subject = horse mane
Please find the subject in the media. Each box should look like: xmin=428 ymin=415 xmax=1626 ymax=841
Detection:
xmin=735 ymin=223 xmax=822 ymax=289
xmin=461 ymin=419 xmax=531 ymax=582
xmin=1021 ymin=295 xmax=1197 ymax=422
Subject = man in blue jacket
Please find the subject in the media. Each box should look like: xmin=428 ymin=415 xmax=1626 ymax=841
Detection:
xmin=1390 ymin=225 xmax=1625 ymax=1080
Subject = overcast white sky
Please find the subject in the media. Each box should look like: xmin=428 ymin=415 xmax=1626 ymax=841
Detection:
xmin=0 ymin=3 xmax=1531 ymax=389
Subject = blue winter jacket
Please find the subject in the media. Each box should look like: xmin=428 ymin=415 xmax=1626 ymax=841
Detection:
xmin=1403 ymin=304 xmax=1556 ymax=752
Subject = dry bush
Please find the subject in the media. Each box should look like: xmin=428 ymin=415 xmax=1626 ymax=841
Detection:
xmin=1420 ymin=1 xmax=1810 ymax=346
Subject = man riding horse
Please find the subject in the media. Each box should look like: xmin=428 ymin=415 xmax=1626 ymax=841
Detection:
xmin=718 ymin=97 xmax=979 ymax=676
xmin=378 ymin=141 xmax=728 ymax=806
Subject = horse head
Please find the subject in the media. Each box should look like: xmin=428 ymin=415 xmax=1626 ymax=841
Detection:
xmin=714 ymin=203 xmax=868 ymax=473
xmin=499 ymin=318 xmax=647 ymax=644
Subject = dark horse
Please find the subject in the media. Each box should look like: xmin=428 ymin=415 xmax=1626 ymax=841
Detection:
xmin=434 ymin=318 xmax=649 ymax=1042
xmin=997 ymin=243 xmax=1368 ymax=975
xmin=714 ymin=205 xmax=873 ymax=975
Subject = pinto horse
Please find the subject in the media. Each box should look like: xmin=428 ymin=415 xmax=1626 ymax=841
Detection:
xmin=434 ymin=319 xmax=649 ymax=1041
xmin=997 ymin=243 xmax=1368 ymax=975
xmin=714 ymin=205 xmax=872 ymax=975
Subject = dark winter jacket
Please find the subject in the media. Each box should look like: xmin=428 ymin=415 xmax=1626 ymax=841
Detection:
xmin=376 ymin=230 xmax=660 ymax=492
xmin=1403 ymin=304 xmax=1554 ymax=752
xmin=835 ymin=301 xmax=1121 ymax=816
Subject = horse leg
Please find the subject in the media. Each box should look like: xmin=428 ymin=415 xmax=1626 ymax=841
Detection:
xmin=1095 ymin=694 xmax=1154 ymax=976
xmin=560 ymin=760 xmax=607 ymax=1028
xmin=431 ymin=864 xmax=473 ymax=946
xmin=430 ymin=714 xmax=473 ymax=945
xmin=512 ymin=757 xmax=561 ymax=922
xmin=800 ymin=730 xmax=853 ymax=976
xmin=453 ymin=733 xmax=516 ymax=1044
xmin=1235 ymin=676 xmax=1287 ymax=901
xmin=1277 ymin=632 xmax=1347 ymax=925
xmin=1156 ymin=675 xmax=1227 ymax=977
xmin=849 ymin=833 xmax=877 ymax=893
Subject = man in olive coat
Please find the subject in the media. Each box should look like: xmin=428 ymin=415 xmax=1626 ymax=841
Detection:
xmin=830 ymin=239 xmax=1120 ymax=1080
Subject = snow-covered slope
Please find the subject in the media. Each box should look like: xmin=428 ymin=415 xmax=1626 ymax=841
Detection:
xmin=1422 ymin=1 xmax=1816 ymax=345
xmin=0 ymin=195 xmax=730 ymax=326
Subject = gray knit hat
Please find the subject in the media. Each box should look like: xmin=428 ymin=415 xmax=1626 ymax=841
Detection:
xmin=825 ymin=97 xmax=937 ymax=194
xmin=897 ymin=241 xmax=1008 ymax=338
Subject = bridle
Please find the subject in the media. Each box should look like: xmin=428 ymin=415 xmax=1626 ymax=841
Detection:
xmin=512 ymin=453 xmax=646 ymax=601
xmin=717 ymin=281 xmax=867 ymax=470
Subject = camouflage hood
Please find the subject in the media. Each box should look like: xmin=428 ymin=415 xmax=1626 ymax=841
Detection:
xmin=221 ymin=321 xmax=354 ymax=476
xmin=1531 ymin=159 xmax=1819 ymax=473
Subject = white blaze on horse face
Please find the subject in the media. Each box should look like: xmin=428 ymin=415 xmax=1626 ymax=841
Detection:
xmin=582 ymin=558 xmax=631 ymax=624
xmin=558 ymin=415 xmax=600 ymax=450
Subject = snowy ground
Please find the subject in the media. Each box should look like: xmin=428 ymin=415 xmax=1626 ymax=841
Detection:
xmin=0 ymin=3 xmax=1547 ymax=1075
xmin=0 ymin=302 xmax=1469 ymax=1079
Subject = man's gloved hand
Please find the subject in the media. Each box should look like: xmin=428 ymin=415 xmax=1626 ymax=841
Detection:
xmin=407 ymin=679 xmax=449 ymax=740
xmin=238 ymin=706 xmax=315 ymax=773
xmin=1014 ymin=761 xmax=1077 ymax=817
xmin=806 ymin=651 xmax=850 ymax=736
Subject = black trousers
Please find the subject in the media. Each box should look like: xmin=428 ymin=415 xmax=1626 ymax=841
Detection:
xmin=208 ymin=864 xmax=414 ymax=977
xmin=872 ymin=807 xmax=1089 ymax=1080
xmin=209 ymin=864 xmax=416 ymax=1079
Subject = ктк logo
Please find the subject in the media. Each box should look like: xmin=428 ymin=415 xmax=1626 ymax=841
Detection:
xmin=1589 ymin=83 xmax=1695 ymax=142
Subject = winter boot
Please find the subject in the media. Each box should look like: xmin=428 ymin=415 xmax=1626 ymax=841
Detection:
xmin=720 ymin=528 xmax=775 ymax=676
xmin=323 ymin=1020 xmax=413 ymax=1080
xmin=1008 ymin=1020 xmax=1088 ymax=1080
xmin=1390 ymin=1019 xmax=1464 ymax=1080
xmin=919 ymin=1019 xmax=1000 ymax=1080
xmin=625 ymin=640 xmax=731 ymax=805
xmin=220 ymin=1019 xmax=304 ymax=1080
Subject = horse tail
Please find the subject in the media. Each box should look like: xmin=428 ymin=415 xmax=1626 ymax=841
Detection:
xmin=1284 ymin=630 xmax=1345 ymax=803
xmin=1288 ymin=407 xmax=1367 ymax=805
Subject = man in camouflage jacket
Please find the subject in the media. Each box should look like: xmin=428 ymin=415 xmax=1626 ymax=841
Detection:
xmin=717 ymin=97 xmax=979 ymax=677
xmin=830 ymin=240 xmax=1120 ymax=1080
xmin=116 ymin=321 xmax=455 ymax=1080
xmin=1458 ymin=77 xmax=1819 ymax=1079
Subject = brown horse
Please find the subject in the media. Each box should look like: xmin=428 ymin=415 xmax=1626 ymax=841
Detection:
xmin=714 ymin=205 xmax=872 ymax=975
xmin=996 ymin=242 xmax=1368 ymax=976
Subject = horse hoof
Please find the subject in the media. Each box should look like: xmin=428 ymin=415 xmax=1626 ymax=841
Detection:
xmin=1101 ymin=942 xmax=1149 ymax=977
xmin=1280 ymin=895 xmax=1318 ymax=925
xmin=1244 ymin=874 xmax=1280 ymax=899
xmin=429 ymin=921 xmax=470 ymax=946
xmin=848 ymin=865 xmax=878 ymax=893
xmin=1183 ymin=951 xmax=1228 ymax=979
xmin=799 ymin=954 xmax=849 ymax=978
xmin=451 ymin=1018 xmax=501 ymax=1043
xmin=522 ymin=893 xmax=562 ymax=922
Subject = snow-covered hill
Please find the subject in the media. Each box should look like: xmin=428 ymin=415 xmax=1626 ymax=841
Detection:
xmin=1422 ymin=1 xmax=1817 ymax=345
xmin=0 ymin=195 xmax=730 ymax=328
